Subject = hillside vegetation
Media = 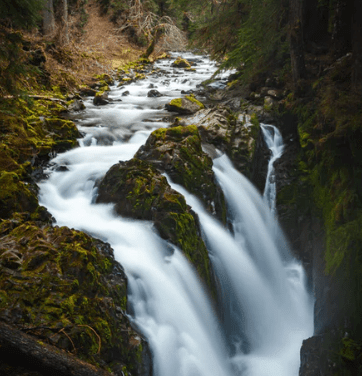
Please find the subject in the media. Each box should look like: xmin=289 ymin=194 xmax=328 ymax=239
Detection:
xmin=1 ymin=0 xmax=362 ymax=375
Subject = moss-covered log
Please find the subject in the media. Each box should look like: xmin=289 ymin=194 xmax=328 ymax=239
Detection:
xmin=0 ymin=321 xmax=112 ymax=376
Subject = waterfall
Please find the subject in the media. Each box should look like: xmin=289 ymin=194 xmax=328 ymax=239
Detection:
xmin=166 ymin=154 xmax=314 ymax=376
xmin=261 ymin=124 xmax=284 ymax=215
xmin=38 ymin=52 xmax=313 ymax=376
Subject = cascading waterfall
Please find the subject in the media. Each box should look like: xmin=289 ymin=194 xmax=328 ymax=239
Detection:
xmin=166 ymin=154 xmax=314 ymax=376
xmin=38 ymin=52 xmax=313 ymax=376
xmin=260 ymin=124 xmax=284 ymax=215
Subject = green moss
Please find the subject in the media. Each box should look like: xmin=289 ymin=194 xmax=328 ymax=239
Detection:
xmin=170 ymin=98 xmax=183 ymax=108
xmin=0 ymin=219 xmax=141 ymax=374
xmin=94 ymin=74 xmax=113 ymax=85
xmin=185 ymin=95 xmax=205 ymax=109
xmin=172 ymin=57 xmax=191 ymax=68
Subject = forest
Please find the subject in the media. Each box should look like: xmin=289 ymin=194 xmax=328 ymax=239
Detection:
xmin=1 ymin=0 xmax=362 ymax=375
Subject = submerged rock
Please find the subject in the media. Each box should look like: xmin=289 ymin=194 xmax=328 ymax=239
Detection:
xmin=95 ymin=158 xmax=213 ymax=291
xmin=147 ymin=89 xmax=162 ymax=97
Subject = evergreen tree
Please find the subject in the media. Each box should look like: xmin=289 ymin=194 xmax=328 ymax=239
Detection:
xmin=0 ymin=0 xmax=45 ymax=29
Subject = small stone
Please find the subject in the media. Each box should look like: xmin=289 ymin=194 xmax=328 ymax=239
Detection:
xmin=147 ymin=89 xmax=162 ymax=97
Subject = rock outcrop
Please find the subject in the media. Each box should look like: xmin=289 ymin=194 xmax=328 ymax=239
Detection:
xmin=95 ymin=157 xmax=214 ymax=292
xmin=165 ymin=95 xmax=204 ymax=114
xmin=135 ymin=125 xmax=226 ymax=221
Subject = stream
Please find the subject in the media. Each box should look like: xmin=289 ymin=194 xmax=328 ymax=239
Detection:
xmin=39 ymin=52 xmax=314 ymax=376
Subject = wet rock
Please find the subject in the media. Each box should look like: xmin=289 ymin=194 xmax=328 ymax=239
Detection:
xmin=55 ymin=165 xmax=69 ymax=172
xmin=182 ymin=106 xmax=261 ymax=176
xmin=0 ymin=172 xmax=39 ymax=220
xmin=147 ymin=89 xmax=162 ymax=97
xmin=0 ymin=219 xmax=146 ymax=375
xmin=165 ymin=96 xmax=204 ymax=115
xmin=180 ymin=90 xmax=193 ymax=94
xmin=171 ymin=57 xmax=192 ymax=68
xmin=260 ymin=87 xmax=283 ymax=99
xmin=299 ymin=333 xmax=348 ymax=375
xmin=135 ymin=125 xmax=226 ymax=222
xmin=95 ymin=158 xmax=214 ymax=291
xmin=79 ymin=86 xmax=97 ymax=97
xmin=68 ymin=99 xmax=86 ymax=112
xmin=263 ymin=96 xmax=277 ymax=109
xmin=93 ymin=91 xmax=109 ymax=106
xmin=122 ymin=90 xmax=130 ymax=96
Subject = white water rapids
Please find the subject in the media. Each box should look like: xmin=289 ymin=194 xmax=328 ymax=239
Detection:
xmin=39 ymin=52 xmax=314 ymax=376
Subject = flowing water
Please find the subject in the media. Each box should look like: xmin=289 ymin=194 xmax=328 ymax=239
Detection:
xmin=261 ymin=124 xmax=284 ymax=215
xmin=39 ymin=52 xmax=314 ymax=376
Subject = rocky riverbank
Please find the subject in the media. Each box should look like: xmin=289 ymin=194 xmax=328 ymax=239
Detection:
xmin=2 ymin=47 xmax=360 ymax=376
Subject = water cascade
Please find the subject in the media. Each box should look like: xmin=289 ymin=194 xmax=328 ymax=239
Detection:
xmin=260 ymin=124 xmax=284 ymax=214
xmin=39 ymin=53 xmax=313 ymax=376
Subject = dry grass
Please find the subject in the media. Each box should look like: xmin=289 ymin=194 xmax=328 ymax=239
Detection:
xmin=21 ymin=0 xmax=186 ymax=93
xmin=24 ymin=0 xmax=145 ymax=92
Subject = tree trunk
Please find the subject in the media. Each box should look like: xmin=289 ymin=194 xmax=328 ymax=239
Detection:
xmin=43 ymin=0 xmax=55 ymax=35
xmin=331 ymin=0 xmax=353 ymax=57
xmin=352 ymin=0 xmax=362 ymax=93
xmin=289 ymin=0 xmax=306 ymax=87
xmin=0 ymin=322 xmax=111 ymax=376
xmin=61 ymin=0 xmax=69 ymax=44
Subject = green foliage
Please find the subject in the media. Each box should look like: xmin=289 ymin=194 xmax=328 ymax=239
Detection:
xmin=220 ymin=0 xmax=289 ymax=77
xmin=0 ymin=30 xmax=33 ymax=95
xmin=0 ymin=0 xmax=44 ymax=29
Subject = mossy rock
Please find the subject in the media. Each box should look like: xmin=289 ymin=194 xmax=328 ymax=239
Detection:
xmin=181 ymin=105 xmax=261 ymax=176
xmin=96 ymin=158 xmax=213 ymax=292
xmin=135 ymin=125 xmax=226 ymax=222
xmin=0 ymin=172 xmax=38 ymax=219
xmin=0 ymin=218 xmax=147 ymax=375
xmin=94 ymin=74 xmax=114 ymax=86
xmin=93 ymin=91 xmax=109 ymax=106
xmin=0 ymin=100 xmax=80 ymax=168
xmin=171 ymin=57 xmax=192 ymax=68
xmin=165 ymin=95 xmax=204 ymax=115
xmin=79 ymin=85 xmax=97 ymax=97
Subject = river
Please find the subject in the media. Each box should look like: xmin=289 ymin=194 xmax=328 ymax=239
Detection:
xmin=39 ymin=52 xmax=314 ymax=376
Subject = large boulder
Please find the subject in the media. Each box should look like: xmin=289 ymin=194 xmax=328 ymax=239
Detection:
xmin=135 ymin=125 xmax=226 ymax=221
xmin=171 ymin=57 xmax=191 ymax=68
xmin=182 ymin=105 xmax=262 ymax=176
xmin=165 ymin=95 xmax=204 ymax=115
xmin=95 ymin=158 xmax=213 ymax=290
xmin=0 ymin=218 xmax=147 ymax=376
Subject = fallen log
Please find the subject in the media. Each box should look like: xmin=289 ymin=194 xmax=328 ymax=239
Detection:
xmin=0 ymin=321 xmax=112 ymax=376
xmin=2 ymin=95 xmax=67 ymax=106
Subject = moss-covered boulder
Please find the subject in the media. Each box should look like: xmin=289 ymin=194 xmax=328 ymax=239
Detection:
xmin=0 ymin=172 xmax=38 ymax=219
xmin=93 ymin=90 xmax=110 ymax=106
xmin=165 ymin=95 xmax=204 ymax=115
xmin=135 ymin=125 xmax=226 ymax=221
xmin=0 ymin=218 xmax=147 ymax=375
xmin=79 ymin=85 xmax=97 ymax=97
xmin=95 ymin=158 xmax=213 ymax=290
xmin=179 ymin=105 xmax=261 ymax=176
xmin=171 ymin=57 xmax=191 ymax=68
